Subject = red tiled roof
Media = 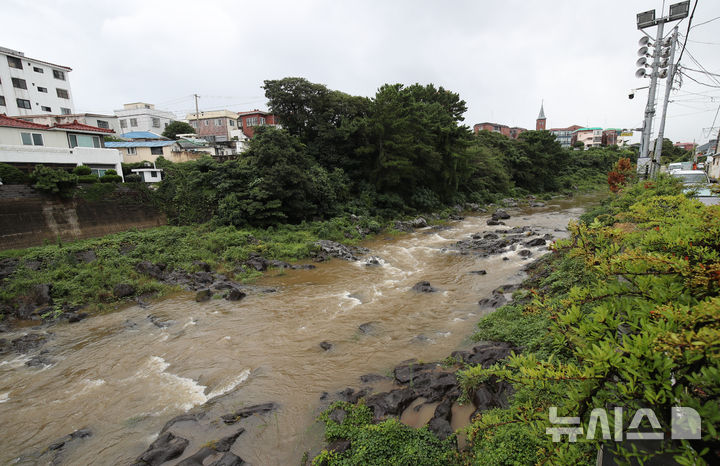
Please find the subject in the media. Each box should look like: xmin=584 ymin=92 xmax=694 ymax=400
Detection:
xmin=0 ymin=114 xmax=51 ymax=130
xmin=52 ymin=120 xmax=115 ymax=133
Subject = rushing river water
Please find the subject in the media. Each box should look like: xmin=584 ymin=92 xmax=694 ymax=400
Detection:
xmin=0 ymin=194 xmax=599 ymax=465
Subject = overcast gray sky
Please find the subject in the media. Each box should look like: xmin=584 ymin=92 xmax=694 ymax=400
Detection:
xmin=4 ymin=0 xmax=720 ymax=143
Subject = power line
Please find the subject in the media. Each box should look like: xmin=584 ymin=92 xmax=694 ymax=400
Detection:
xmin=676 ymin=0 xmax=698 ymax=65
xmin=690 ymin=15 xmax=720 ymax=29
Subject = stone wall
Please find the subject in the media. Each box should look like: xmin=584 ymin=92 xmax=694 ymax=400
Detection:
xmin=0 ymin=185 xmax=166 ymax=250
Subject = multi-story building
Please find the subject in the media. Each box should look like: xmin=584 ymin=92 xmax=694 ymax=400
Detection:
xmin=674 ymin=142 xmax=695 ymax=152
xmin=0 ymin=47 xmax=74 ymax=117
xmin=571 ymin=127 xmax=603 ymax=148
xmin=237 ymin=110 xmax=279 ymax=138
xmin=549 ymin=125 xmax=583 ymax=148
xmin=114 ymin=102 xmax=176 ymax=134
xmin=16 ymin=113 xmax=120 ymax=134
xmin=473 ymin=122 xmax=526 ymax=140
xmin=186 ymin=110 xmax=240 ymax=143
xmin=0 ymin=114 xmax=121 ymax=177
xmin=602 ymin=129 xmax=621 ymax=146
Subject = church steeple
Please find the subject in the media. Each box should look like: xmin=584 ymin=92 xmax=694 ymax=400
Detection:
xmin=536 ymin=101 xmax=546 ymax=130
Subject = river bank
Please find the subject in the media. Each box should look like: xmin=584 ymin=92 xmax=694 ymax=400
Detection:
xmin=309 ymin=177 xmax=720 ymax=465
xmin=0 ymin=193 xmax=601 ymax=465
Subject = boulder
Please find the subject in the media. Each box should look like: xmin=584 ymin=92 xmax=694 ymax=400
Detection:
xmin=225 ymin=289 xmax=246 ymax=301
xmin=524 ymin=238 xmax=547 ymax=247
xmin=359 ymin=373 xmax=390 ymax=384
xmin=393 ymin=362 xmax=437 ymax=384
xmin=478 ymin=292 xmax=507 ymax=309
xmin=365 ymin=388 xmax=417 ymax=418
xmin=314 ymin=240 xmax=366 ymax=261
xmin=411 ymin=281 xmax=437 ymax=293
xmin=135 ymin=261 xmax=165 ymax=280
xmin=221 ymin=402 xmax=278 ymax=425
xmin=113 ymin=283 xmax=135 ymax=298
xmin=427 ymin=397 xmax=454 ymax=440
xmin=486 ymin=219 xmax=503 ymax=226
xmin=134 ymin=431 xmax=189 ymax=466
xmin=209 ymin=452 xmax=246 ymax=466
xmin=518 ymin=249 xmax=532 ymax=258
xmin=195 ymin=289 xmax=212 ymax=302
xmin=358 ymin=322 xmax=379 ymax=335
xmin=411 ymin=217 xmax=428 ymax=228
xmin=192 ymin=260 xmax=211 ymax=272
xmin=326 ymin=439 xmax=351 ymax=454
xmin=364 ymin=256 xmax=383 ymax=267
xmin=466 ymin=342 xmax=516 ymax=367
xmin=0 ymin=258 xmax=19 ymax=280
xmin=492 ymin=209 xmax=511 ymax=220
xmin=328 ymin=406 xmax=347 ymax=424
xmin=319 ymin=341 xmax=333 ymax=351
xmin=469 ymin=270 xmax=487 ymax=275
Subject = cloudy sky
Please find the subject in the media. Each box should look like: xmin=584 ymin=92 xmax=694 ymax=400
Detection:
xmin=4 ymin=0 xmax=720 ymax=143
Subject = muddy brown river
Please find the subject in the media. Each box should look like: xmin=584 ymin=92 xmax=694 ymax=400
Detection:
xmin=0 ymin=195 xmax=598 ymax=465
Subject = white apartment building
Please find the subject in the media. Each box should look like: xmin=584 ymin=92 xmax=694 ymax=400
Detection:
xmin=0 ymin=46 xmax=75 ymax=116
xmin=114 ymin=102 xmax=177 ymax=134
xmin=18 ymin=113 xmax=121 ymax=134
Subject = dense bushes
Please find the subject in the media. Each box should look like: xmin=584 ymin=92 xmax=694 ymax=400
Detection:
xmin=458 ymin=177 xmax=719 ymax=464
xmin=30 ymin=165 xmax=78 ymax=198
xmin=0 ymin=163 xmax=28 ymax=184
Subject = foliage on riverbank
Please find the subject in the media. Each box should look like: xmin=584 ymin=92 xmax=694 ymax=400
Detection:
xmin=0 ymin=217 xmax=373 ymax=319
xmin=460 ymin=175 xmax=720 ymax=464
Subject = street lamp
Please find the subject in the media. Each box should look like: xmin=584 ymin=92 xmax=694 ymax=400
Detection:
xmin=634 ymin=1 xmax=689 ymax=178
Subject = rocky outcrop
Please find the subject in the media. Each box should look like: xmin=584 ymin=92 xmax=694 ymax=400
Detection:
xmin=313 ymin=240 xmax=369 ymax=262
xmin=133 ymin=431 xmax=189 ymax=465
xmin=221 ymin=402 xmax=278 ymax=425
xmin=113 ymin=283 xmax=136 ymax=299
xmin=411 ymin=281 xmax=437 ymax=293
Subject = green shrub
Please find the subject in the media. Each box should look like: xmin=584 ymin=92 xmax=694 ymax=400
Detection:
xmin=0 ymin=163 xmax=28 ymax=184
xmin=124 ymin=173 xmax=142 ymax=183
xmin=100 ymin=169 xmax=123 ymax=183
xmin=73 ymin=165 xmax=92 ymax=176
xmin=77 ymin=175 xmax=99 ymax=184
xmin=30 ymin=165 xmax=78 ymax=198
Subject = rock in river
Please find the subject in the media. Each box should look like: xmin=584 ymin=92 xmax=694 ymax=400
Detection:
xmin=411 ymin=281 xmax=437 ymax=293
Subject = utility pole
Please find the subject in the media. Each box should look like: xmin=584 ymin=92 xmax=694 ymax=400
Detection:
xmin=634 ymin=1 xmax=690 ymax=178
xmin=194 ymin=93 xmax=200 ymax=130
xmin=652 ymin=26 xmax=679 ymax=176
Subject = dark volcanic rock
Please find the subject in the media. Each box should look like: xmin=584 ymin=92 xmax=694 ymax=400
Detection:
xmin=26 ymin=352 xmax=55 ymax=367
xmin=192 ymin=260 xmax=211 ymax=272
xmin=2 ymin=333 xmax=48 ymax=354
xmin=365 ymin=388 xmax=417 ymax=418
xmin=359 ymin=373 xmax=390 ymax=384
xmin=524 ymin=238 xmax=547 ymax=247
xmin=0 ymin=257 xmax=19 ymax=280
xmin=427 ymin=397 xmax=454 ymax=440
xmin=393 ymin=362 xmax=437 ymax=384
xmin=411 ymin=281 xmax=437 ymax=293
xmin=48 ymin=428 xmax=92 ymax=451
xmin=492 ymin=209 xmax=511 ymax=220
xmin=486 ymin=219 xmax=503 ymax=226
xmin=221 ymin=402 xmax=278 ymax=425
xmin=319 ymin=341 xmax=333 ymax=351
xmin=327 ymin=439 xmax=351 ymax=454
xmin=334 ymin=387 xmax=370 ymax=404
xmin=225 ymin=289 xmax=246 ymax=301
xmin=518 ymin=249 xmax=532 ymax=258
xmin=478 ymin=292 xmax=508 ymax=309
xmin=134 ymin=431 xmax=188 ymax=466
xmin=215 ymin=428 xmax=245 ymax=452
xmin=195 ymin=289 xmax=212 ymax=302
xmin=209 ymin=452 xmax=246 ymax=466
xmin=314 ymin=240 xmax=368 ymax=261
xmin=328 ymin=406 xmax=347 ymax=424
xmin=465 ymin=342 xmax=516 ymax=368
xmin=472 ymin=378 xmax=514 ymax=412
xmin=469 ymin=270 xmax=487 ymax=275
xmin=75 ymin=250 xmax=97 ymax=263
xmin=135 ymin=261 xmax=165 ymax=279
xmin=113 ymin=283 xmax=135 ymax=298
xmin=358 ymin=322 xmax=379 ymax=335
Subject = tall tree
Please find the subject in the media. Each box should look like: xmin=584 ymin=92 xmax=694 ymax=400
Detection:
xmin=162 ymin=121 xmax=196 ymax=140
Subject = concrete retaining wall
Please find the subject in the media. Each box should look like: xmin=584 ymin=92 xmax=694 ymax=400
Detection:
xmin=0 ymin=185 xmax=166 ymax=250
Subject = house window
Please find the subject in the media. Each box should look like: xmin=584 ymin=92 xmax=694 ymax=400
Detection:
xmin=259 ymin=117 xmax=265 ymax=125
xmin=12 ymin=78 xmax=27 ymax=89
xmin=38 ymin=86 xmax=48 ymax=93
xmin=68 ymin=134 xmax=100 ymax=148
xmin=152 ymin=117 xmax=160 ymax=128
xmin=229 ymin=120 xmax=235 ymax=126
xmin=21 ymin=132 xmax=44 ymax=146
xmin=164 ymin=122 xmax=168 ymax=128
xmin=127 ymin=147 xmax=137 ymax=155
xmin=0 ymin=96 xmax=5 ymax=106
xmin=246 ymin=117 xmax=258 ymax=126
xmin=17 ymin=98 xmax=31 ymax=109
xmin=53 ymin=70 xmax=66 ymax=80
xmin=150 ymin=146 xmax=163 ymax=155
xmin=56 ymin=88 xmax=69 ymax=99
xmin=41 ymin=106 xmax=51 ymax=112
xmin=120 ymin=119 xmax=127 ymax=129
xmin=96 ymin=120 xmax=109 ymax=129
xmin=7 ymin=56 xmax=22 ymax=69
xmin=204 ymin=120 xmax=209 ymax=126
xmin=215 ymin=119 xmax=222 ymax=126
xmin=33 ymin=66 xmax=44 ymax=73
xmin=60 ymin=107 xmax=71 ymax=115
xmin=130 ymin=118 xmax=138 ymax=127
